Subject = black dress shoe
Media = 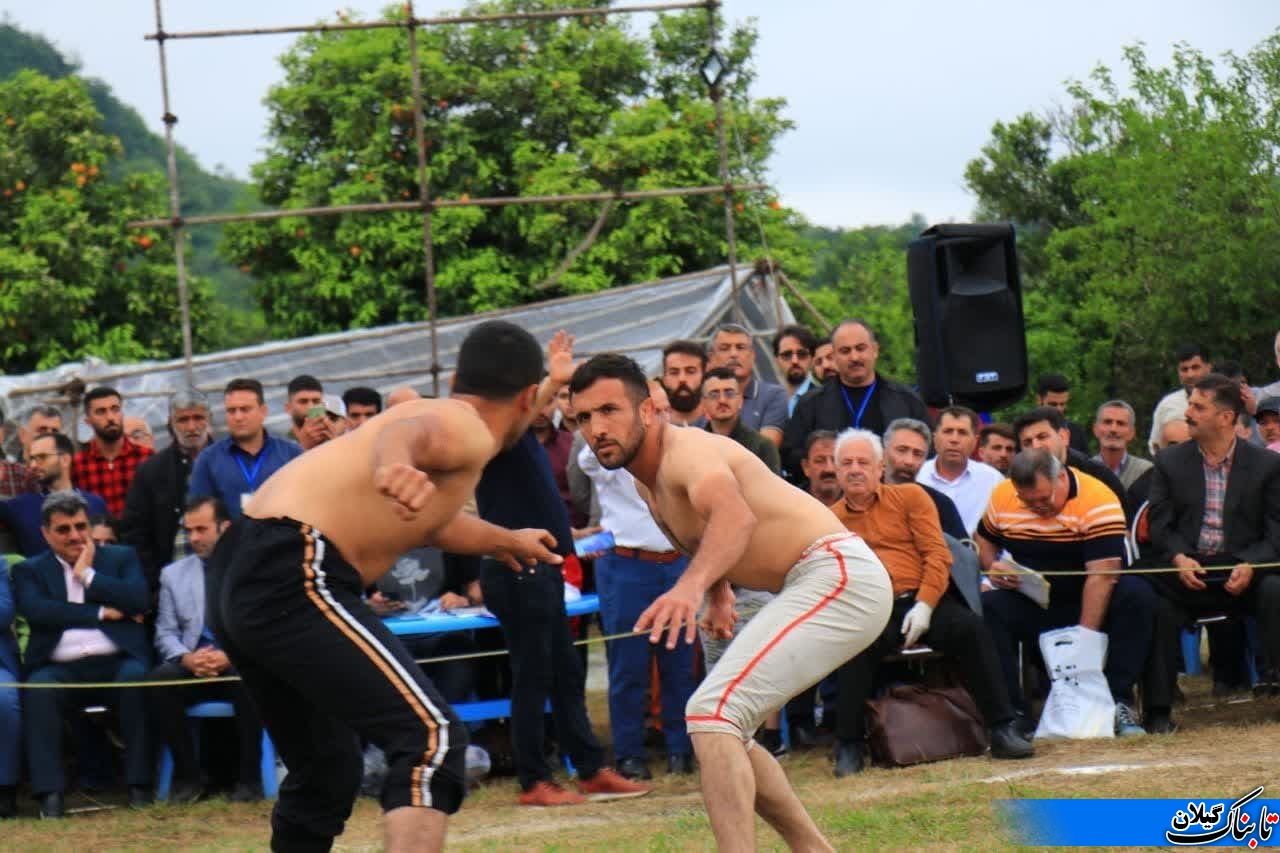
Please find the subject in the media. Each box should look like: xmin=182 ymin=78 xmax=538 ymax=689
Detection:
xmin=666 ymin=753 xmax=694 ymax=775
xmin=169 ymin=779 xmax=204 ymax=805
xmin=230 ymin=781 xmax=264 ymax=802
xmin=989 ymin=721 xmax=1035 ymax=759
xmin=833 ymin=740 xmax=864 ymax=778
xmin=0 ymin=785 xmax=16 ymax=819
xmin=789 ymin=722 xmax=818 ymax=750
xmin=615 ymin=757 xmax=652 ymax=781
xmin=129 ymin=785 xmax=154 ymax=809
xmin=1012 ymin=710 xmax=1037 ymax=740
xmin=39 ymin=792 xmax=64 ymax=819
xmin=1144 ymin=709 xmax=1177 ymax=734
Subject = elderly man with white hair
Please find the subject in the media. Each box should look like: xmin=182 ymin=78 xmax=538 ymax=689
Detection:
xmin=827 ymin=428 xmax=1033 ymax=777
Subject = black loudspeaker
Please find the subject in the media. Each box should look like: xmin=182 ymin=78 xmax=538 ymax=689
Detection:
xmin=906 ymin=223 xmax=1027 ymax=410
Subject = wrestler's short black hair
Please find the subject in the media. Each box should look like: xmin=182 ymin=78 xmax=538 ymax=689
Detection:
xmin=453 ymin=321 xmax=544 ymax=400
xmin=568 ymin=354 xmax=651 ymax=404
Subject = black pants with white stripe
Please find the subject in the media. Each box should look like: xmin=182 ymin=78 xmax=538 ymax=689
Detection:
xmin=208 ymin=517 xmax=466 ymax=852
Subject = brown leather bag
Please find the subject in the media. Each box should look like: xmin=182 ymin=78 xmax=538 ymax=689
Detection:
xmin=865 ymin=684 xmax=989 ymax=767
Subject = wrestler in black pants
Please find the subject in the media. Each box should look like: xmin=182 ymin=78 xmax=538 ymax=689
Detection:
xmin=836 ymin=589 xmax=1015 ymax=743
xmin=209 ymin=518 xmax=467 ymax=853
xmin=479 ymin=559 xmax=605 ymax=792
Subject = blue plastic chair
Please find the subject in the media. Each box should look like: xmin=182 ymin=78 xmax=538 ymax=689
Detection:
xmin=155 ymin=701 xmax=279 ymax=800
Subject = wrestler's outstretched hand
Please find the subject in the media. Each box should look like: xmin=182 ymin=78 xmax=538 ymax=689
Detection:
xmin=636 ymin=586 xmax=700 ymax=649
xmin=497 ymin=528 xmax=562 ymax=573
xmin=375 ymin=462 xmax=436 ymax=520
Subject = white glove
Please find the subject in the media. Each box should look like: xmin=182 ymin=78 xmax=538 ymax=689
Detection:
xmin=900 ymin=600 xmax=934 ymax=648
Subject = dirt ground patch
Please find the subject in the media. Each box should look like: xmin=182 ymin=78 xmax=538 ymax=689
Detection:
xmin=5 ymin=676 xmax=1278 ymax=851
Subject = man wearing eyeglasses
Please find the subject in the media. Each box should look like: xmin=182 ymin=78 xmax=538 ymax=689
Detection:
xmin=701 ymin=369 xmax=780 ymax=473
xmin=771 ymin=325 xmax=820 ymax=416
xmin=12 ymin=490 xmax=152 ymax=817
xmin=706 ymin=324 xmax=789 ymax=447
xmin=0 ymin=432 xmax=108 ymax=557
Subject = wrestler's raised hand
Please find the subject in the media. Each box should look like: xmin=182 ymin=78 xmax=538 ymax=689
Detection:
xmin=636 ymin=586 xmax=700 ymax=649
xmin=374 ymin=462 xmax=435 ymax=520
xmin=496 ymin=528 xmax=562 ymax=573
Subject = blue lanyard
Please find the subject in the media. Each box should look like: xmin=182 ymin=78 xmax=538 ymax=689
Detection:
xmin=839 ymin=379 xmax=877 ymax=428
xmin=234 ymin=449 xmax=266 ymax=489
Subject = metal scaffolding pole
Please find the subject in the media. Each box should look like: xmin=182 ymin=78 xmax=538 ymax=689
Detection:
xmin=404 ymin=3 xmax=442 ymax=397
xmin=150 ymin=0 xmax=195 ymax=387
xmin=704 ymin=2 xmax=742 ymax=324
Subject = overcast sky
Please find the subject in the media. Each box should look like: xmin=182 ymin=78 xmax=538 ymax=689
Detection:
xmin=3 ymin=1 xmax=1274 ymax=227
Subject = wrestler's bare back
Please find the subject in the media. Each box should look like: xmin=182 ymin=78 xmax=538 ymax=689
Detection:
xmin=635 ymin=426 xmax=846 ymax=593
xmin=245 ymin=398 xmax=495 ymax=582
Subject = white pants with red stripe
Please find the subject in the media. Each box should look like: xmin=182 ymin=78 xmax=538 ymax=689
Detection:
xmin=686 ymin=532 xmax=893 ymax=742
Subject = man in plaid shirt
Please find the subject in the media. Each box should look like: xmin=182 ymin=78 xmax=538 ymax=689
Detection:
xmin=72 ymin=387 xmax=153 ymax=518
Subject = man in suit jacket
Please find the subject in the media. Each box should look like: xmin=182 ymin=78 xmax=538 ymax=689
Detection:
xmin=146 ymin=496 xmax=263 ymax=803
xmin=1144 ymin=374 xmax=1280 ymax=732
xmin=12 ymin=491 xmax=152 ymax=818
xmin=0 ymin=557 xmax=20 ymax=818
xmin=781 ymin=319 xmax=930 ymax=476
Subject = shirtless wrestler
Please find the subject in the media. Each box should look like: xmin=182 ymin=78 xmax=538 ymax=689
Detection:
xmin=207 ymin=320 xmax=562 ymax=853
xmin=569 ymin=353 xmax=893 ymax=852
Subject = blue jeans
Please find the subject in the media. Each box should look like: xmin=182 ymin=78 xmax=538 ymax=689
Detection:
xmin=595 ymin=552 xmax=695 ymax=760
xmin=0 ymin=665 xmax=18 ymax=785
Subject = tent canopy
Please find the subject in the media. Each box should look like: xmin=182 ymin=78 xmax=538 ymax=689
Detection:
xmin=1 ymin=266 xmax=795 ymax=446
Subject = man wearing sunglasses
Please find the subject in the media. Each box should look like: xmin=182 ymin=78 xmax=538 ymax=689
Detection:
xmin=771 ymin=325 xmax=821 ymax=417
xmin=11 ymin=490 xmax=152 ymax=817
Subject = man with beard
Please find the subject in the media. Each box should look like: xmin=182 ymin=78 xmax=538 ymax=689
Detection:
xmin=285 ymin=375 xmax=333 ymax=451
xmin=1 ymin=432 xmax=108 ymax=556
xmin=707 ymin=324 xmax=788 ymax=446
xmin=782 ymin=319 xmax=930 ymax=475
xmin=1013 ymin=407 xmax=1130 ymax=520
xmin=772 ymin=325 xmax=820 ymax=416
xmin=661 ymin=340 xmax=707 ymax=427
xmin=570 ymin=353 xmax=892 ymax=852
xmin=72 ymin=387 xmax=153 ymax=518
xmin=978 ymin=423 xmax=1017 ymax=475
xmin=882 ymin=418 xmax=967 ymax=541
xmin=121 ymin=389 xmax=214 ymax=591
xmin=812 ymin=338 xmax=836 ymax=383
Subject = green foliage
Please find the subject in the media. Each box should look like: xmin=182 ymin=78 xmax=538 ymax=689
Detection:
xmin=0 ymin=70 xmax=224 ymax=372
xmin=224 ymin=0 xmax=798 ymax=337
xmin=965 ymin=34 xmax=1280 ymax=427
xmin=0 ymin=23 xmax=261 ymax=314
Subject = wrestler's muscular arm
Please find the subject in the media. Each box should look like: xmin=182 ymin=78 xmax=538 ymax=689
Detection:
xmin=372 ymin=406 xmax=559 ymax=571
xmin=636 ymin=455 xmax=757 ymax=650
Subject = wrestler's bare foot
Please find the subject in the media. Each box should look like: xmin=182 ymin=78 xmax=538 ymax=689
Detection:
xmin=385 ymin=806 xmax=446 ymax=852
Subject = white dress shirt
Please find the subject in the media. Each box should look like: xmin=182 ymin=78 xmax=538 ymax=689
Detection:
xmin=50 ymin=556 xmax=120 ymax=663
xmin=577 ymin=442 xmax=675 ymax=551
xmin=916 ymin=457 xmax=1005 ymax=536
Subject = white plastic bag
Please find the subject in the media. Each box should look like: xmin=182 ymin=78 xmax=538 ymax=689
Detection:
xmin=1034 ymin=625 xmax=1115 ymax=740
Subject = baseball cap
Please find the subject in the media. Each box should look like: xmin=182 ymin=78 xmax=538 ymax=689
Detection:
xmin=1256 ymin=397 xmax=1280 ymax=417
xmin=322 ymin=394 xmax=347 ymax=418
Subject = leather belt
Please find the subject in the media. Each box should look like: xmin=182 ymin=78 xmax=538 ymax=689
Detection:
xmin=613 ymin=546 xmax=682 ymax=564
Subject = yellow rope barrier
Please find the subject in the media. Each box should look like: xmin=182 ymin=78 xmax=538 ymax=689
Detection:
xmin=0 ymin=630 xmax=648 ymax=690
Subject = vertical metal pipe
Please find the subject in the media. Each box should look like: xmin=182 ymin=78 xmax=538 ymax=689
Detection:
xmin=405 ymin=4 xmax=441 ymax=397
xmin=152 ymin=0 xmax=195 ymax=386
xmin=706 ymin=2 xmax=741 ymax=324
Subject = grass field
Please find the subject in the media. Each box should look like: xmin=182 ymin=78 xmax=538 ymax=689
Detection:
xmin=5 ymin=674 xmax=1277 ymax=851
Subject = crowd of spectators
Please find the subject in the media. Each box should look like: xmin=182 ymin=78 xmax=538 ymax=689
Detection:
xmin=1 ymin=322 xmax=1279 ymax=819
